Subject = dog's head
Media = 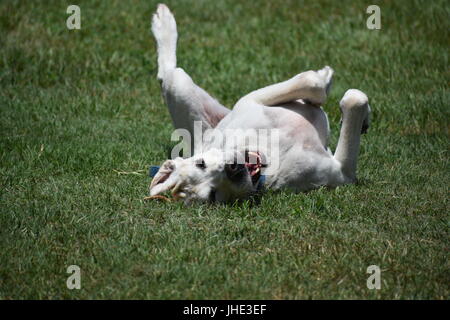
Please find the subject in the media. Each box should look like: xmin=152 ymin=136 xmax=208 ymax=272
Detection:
xmin=149 ymin=148 xmax=264 ymax=203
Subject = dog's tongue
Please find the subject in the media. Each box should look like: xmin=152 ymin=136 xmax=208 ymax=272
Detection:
xmin=245 ymin=151 xmax=261 ymax=176
xmin=246 ymin=163 xmax=259 ymax=176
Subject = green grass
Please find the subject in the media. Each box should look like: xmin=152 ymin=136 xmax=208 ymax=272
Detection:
xmin=0 ymin=0 xmax=448 ymax=299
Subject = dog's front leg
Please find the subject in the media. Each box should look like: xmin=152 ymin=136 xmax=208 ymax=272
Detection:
xmin=151 ymin=4 xmax=230 ymax=154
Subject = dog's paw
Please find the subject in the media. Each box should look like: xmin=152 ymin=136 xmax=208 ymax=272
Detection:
xmin=340 ymin=89 xmax=369 ymax=110
xmin=340 ymin=89 xmax=371 ymax=134
xmin=151 ymin=4 xmax=177 ymax=47
xmin=317 ymin=66 xmax=334 ymax=95
xmin=294 ymin=69 xmax=331 ymax=106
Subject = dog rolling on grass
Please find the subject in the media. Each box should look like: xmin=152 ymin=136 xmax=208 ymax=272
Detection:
xmin=148 ymin=4 xmax=371 ymax=204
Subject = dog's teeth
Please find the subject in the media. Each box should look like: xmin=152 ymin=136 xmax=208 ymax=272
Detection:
xmin=250 ymin=167 xmax=260 ymax=176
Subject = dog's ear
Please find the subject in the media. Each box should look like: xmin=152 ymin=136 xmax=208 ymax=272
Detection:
xmin=149 ymin=160 xmax=178 ymax=196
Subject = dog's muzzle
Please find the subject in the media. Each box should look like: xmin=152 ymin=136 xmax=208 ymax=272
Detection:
xmin=225 ymin=163 xmax=247 ymax=182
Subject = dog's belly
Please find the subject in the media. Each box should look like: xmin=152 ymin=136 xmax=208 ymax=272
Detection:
xmin=212 ymin=100 xmax=334 ymax=190
xmin=216 ymin=100 xmax=329 ymax=147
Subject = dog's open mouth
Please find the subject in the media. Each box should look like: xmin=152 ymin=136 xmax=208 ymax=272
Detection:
xmin=245 ymin=150 xmax=263 ymax=185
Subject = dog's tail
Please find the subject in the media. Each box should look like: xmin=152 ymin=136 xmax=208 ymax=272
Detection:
xmin=151 ymin=4 xmax=177 ymax=81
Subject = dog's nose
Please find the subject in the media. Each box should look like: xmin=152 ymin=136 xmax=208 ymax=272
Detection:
xmin=225 ymin=163 xmax=246 ymax=182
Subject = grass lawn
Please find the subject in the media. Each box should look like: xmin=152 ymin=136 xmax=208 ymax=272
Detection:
xmin=0 ymin=0 xmax=448 ymax=299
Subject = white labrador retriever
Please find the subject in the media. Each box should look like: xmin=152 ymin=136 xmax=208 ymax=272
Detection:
xmin=149 ymin=4 xmax=370 ymax=203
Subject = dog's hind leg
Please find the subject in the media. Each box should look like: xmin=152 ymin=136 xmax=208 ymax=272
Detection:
xmin=151 ymin=4 xmax=230 ymax=151
xmin=333 ymin=89 xmax=371 ymax=183
xmin=241 ymin=66 xmax=334 ymax=106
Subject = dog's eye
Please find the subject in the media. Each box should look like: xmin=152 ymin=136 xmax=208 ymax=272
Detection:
xmin=196 ymin=159 xmax=206 ymax=170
